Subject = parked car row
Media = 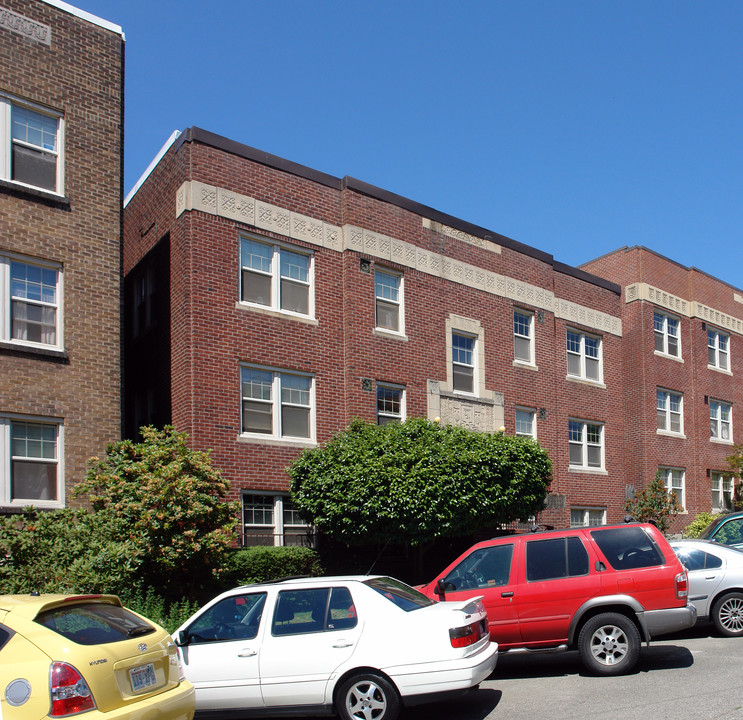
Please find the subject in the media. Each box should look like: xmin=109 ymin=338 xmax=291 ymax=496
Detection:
xmin=5 ymin=516 xmax=742 ymax=720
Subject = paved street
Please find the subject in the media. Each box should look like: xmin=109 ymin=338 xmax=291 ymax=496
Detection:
xmin=404 ymin=626 xmax=743 ymax=720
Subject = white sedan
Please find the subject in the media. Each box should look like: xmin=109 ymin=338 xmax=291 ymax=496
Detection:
xmin=671 ymin=539 xmax=743 ymax=637
xmin=173 ymin=575 xmax=497 ymax=720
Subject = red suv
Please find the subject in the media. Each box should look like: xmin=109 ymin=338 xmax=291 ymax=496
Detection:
xmin=419 ymin=523 xmax=696 ymax=675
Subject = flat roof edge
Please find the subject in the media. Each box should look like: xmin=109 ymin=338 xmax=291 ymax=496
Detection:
xmin=40 ymin=0 xmax=123 ymax=36
xmin=124 ymin=130 xmax=181 ymax=207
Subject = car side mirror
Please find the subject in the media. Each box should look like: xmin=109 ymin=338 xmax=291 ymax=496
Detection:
xmin=435 ymin=579 xmax=447 ymax=600
xmin=174 ymin=630 xmax=190 ymax=647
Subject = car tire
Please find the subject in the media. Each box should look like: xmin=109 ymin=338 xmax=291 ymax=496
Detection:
xmin=577 ymin=612 xmax=640 ymax=676
xmin=712 ymin=592 xmax=743 ymax=637
xmin=335 ymin=672 xmax=400 ymax=720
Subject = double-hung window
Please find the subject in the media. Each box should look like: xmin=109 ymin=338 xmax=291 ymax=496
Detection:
xmin=452 ymin=332 xmax=475 ymax=393
xmin=708 ymin=328 xmax=730 ymax=371
xmin=659 ymin=466 xmax=685 ymax=509
xmin=0 ymin=417 xmax=62 ymax=507
xmin=570 ymin=507 xmax=606 ymax=527
xmin=242 ymin=493 xmax=311 ymax=547
xmin=657 ymin=389 xmax=683 ymax=434
xmin=240 ymin=236 xmax=312 ymax=316
xmin=375 ymin=269 xmax=403 ymax=333
xmin=0 ymin=254 xmax=62 ymax=349
xmin=654 ymin=311 xmax=680 ymax=358
xmin=710 ymin=400 xmax=732 ymax=442
xmin=513 ymin=310 xmax=533 ymax=364
xmin=241 ymin=366 xmax=314 ymax=441
xmin=712 ymin=472 xmax=734 ymax=512
xmin=566 ymin=329 xmax=601 ymax=382
xmin=0 ymin=96 xmax=63 ymax=193
xmin=377 ymin=384 xmax=404 ymax=425
xmin=569 ymin=419 xmax=603 ymax=470
xmin=515 ymin=407 xmax=536 ymax=438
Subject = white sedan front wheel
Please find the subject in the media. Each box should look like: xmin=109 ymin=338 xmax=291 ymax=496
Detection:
xmin=713 ymin=592 xmax=743 ymax=637
xmin=336 ymin=672 xmax=400 ymax=720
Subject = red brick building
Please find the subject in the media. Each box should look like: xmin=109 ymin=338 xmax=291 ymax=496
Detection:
xmin=0 ymin=1 xmax=124 ymax=511
xmin=124 ymin=127 xmax=638 ymax=544
xmin=582 ymin=246 xmax=743 ymax=524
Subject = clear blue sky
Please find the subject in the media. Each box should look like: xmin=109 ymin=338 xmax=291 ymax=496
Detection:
xmin=74 ymin=0 xmax=743 ymax=289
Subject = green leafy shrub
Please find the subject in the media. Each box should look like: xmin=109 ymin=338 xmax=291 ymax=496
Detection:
xmin=289 ymin=418 xmax=552 ymax=547
xmin=625 ymin=472 xmax=682 ymax=533
xmin=684 ymin=512 xmax=722 ymax=539
xmin=74 ymin=426 xmax=239 ymax=598
xmin=223 ymin=546 xmax=323 ymax=585
xmin=0 ymin=508 xmax=139 ymax=595
xmin=121 ymin=588 xmax=201 ymax=634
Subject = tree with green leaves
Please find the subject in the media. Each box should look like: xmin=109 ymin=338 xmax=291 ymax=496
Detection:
xmin=73 ymin=425 xmax=239 ymax=598
xmin=625 ymin=471 xmax=682 ymax=533
xmin=288 ymin=418 xmax=552 ymax=547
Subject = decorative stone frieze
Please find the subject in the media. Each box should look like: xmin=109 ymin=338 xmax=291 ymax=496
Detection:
xmin=175 ymin=180 xmax=623 ymax=336
xmin=626 ymin=282 xmax=743 ymax=336
xmin=0 ymin=6 xmax=51 ymax=45
xmin=422 ymin=218 xmax=502 ymax=254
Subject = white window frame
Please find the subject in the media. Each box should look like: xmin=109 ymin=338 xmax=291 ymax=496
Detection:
xmin=654 ymin=311 xmax=681 ymax=358
xmin=659 ymin=466 xmax=685 ymax=509
xmin=570 ymin=507 xmax=606 ymax=527
xmin=374 ymin=268 xmax=404 ymax=335
xmin=515 ymin=406 xmax=536 ymax=439
xmin=708 ymin=328 xmax=730 ymax=372
xmin=656 ymin=388 xmax=684 ymax=435
xmin=452 ymin=331 xmax=477 ymax=395
xmin=240 ymin=365 xmax=315 ymax=443
xmin=710 ymin=399 xmax=733 ymax=443
xmin=568 ymin=419 xmax=604 ymax=470
xmin=239 ymin=234 xmax=314 ymax=318
xmin=712 ymin=472 xmax=734 ymax=513
xmin=0 ymin=253 xmax=63 ymax=350
xmin=376 ymin=383 xmax=405 ymax=425
xmin=241 ymin=493 xmax=311 ymax=547
xmin=513 ymin=310 xmax=534 ymax=365
xmin=566 ymin=328 xmax=602 ymax=383
xmin=0 ymin=94 xmax=64 ymax=195
xmin=0 ymin=415 xmax=64 ymax=508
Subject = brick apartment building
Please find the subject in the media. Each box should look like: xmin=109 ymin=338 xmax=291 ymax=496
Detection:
xmin=582 ymin=246 xmax=743 ymax=520
xmin=123 ymin=127 xmax=641 ymax=545
xmin=0 ymin=0 xmax=123 ymax=511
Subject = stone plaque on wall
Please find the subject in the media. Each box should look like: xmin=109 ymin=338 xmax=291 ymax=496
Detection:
xmin=439 ymin=395 xmax=495 ymax=433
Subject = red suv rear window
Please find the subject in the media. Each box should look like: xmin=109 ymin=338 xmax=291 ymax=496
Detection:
xmin=590 ymin=526 xmax=665 ymax=570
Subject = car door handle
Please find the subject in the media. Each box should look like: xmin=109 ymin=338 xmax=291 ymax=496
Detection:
xmin=237 ymin=648 xmax=257 ymax=657
xmin=333 ymin=641 xmax=354 ymax=648
xmin=501 ymin=591 xmax=514 ymax=598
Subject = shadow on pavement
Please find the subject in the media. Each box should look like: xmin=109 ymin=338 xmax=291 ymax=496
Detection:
xmin=403 ymin=688 xmax=502 ymax=720
xmin=489 ymin=640 xmax=694 ymax=680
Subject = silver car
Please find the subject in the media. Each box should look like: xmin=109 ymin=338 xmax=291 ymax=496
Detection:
xmin=671 ymin=539 xmax=743 ymax=637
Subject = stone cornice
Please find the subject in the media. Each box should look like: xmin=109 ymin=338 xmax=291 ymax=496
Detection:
xmin=626 ymin=282 xmax=743 ymax=336
xmin=176 ymin=180 xmax=623 ymax=337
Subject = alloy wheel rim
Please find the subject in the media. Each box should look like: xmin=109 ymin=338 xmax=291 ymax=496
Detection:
xmin=719 ymin=597 xmax=743 ymax=633
xmin=346 ymin=680 xmax=387 ymax=720
xmin=590 ymin=624 xmax=628 ymax=665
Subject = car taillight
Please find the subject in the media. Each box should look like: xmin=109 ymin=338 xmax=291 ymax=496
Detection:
xmin=50 ymin=662 xmax=96 ymax=716
xmin=675 ymin=570 xmax=689 ymax=599
xmin=449 ymin=619 xmax=485 ymax=648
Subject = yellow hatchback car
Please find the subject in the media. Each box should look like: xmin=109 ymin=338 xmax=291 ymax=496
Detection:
xmin=0 ymin=593 xmax=195 ymax=720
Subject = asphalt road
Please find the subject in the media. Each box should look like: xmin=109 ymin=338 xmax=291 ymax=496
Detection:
xmin=404 ymin=625 xmax=743 ymax=720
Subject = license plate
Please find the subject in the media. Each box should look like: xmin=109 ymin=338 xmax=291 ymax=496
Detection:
xmin=129 ymin=663 xmax=157 ymax=692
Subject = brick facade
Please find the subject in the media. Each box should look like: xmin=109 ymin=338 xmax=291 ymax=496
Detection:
xmin=0 ymin=0 xmax=123 ymax=509
xmin=124 ymin=128 xmax=640 ymax=543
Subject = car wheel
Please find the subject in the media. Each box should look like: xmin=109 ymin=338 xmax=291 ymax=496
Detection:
xmin=577 ymin=613 xmax=640 ymax=676
xmin=712 ymin=592 xmax=743 ymax=637
xmin=335 ymin=672 xmax=400 ymax=720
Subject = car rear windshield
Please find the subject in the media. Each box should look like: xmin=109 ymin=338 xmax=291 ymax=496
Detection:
xmin=364 ymin=577 xmax=434 ymax=612
xmin=35 ymin=602 xmax=156 ymax=645
xmin=590 ymin=526 xmax=665 ymax=570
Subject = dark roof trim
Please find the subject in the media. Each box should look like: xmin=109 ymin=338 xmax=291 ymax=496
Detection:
xmin=184 ymin=127 xmax=341 ymax=190
xmin=178 ymin=127 xmax=620 ymax=295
